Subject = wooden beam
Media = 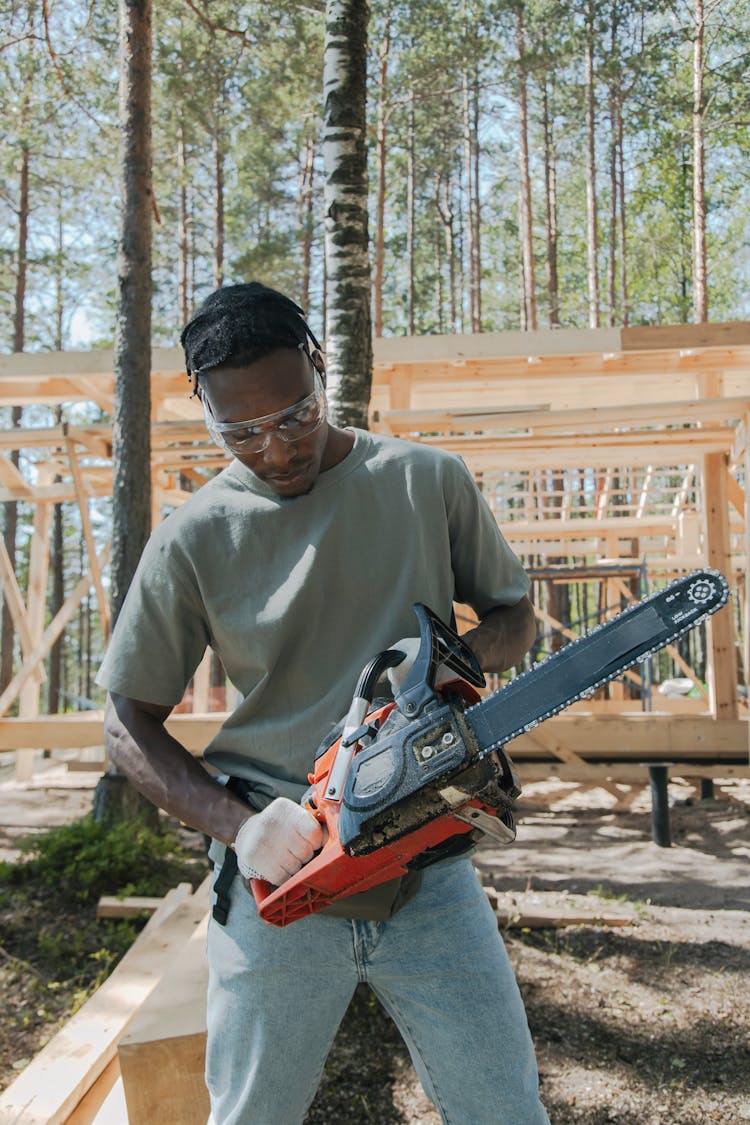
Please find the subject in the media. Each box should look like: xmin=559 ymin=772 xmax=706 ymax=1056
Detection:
xmin=506 ymin=715 xmax=747 ymax=760
xmin=0 ymin=545 xmax=111 ymax=719
xmin=118 ymin=915 xmax=210 ymax=1125
xmin=0 ymin=536 xmax=45 ymax=683
xmin=16 ymin=497 xmax=53 ymax=779
xmin=702 ymin=452 xmax=738 ymax=720
xmin=67 ymin=437 xmax=110 ymax=637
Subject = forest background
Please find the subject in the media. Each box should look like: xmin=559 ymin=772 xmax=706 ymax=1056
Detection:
xmin=0 ymin=0 xmax=749 ymax=709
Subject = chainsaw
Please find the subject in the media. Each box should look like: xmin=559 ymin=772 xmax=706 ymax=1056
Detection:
xmin=251 ymin=568 xmax=728 ymax=926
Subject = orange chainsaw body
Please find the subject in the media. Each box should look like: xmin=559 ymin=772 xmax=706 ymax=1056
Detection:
xmin=251 ymin=685 xmax=496 ymax=927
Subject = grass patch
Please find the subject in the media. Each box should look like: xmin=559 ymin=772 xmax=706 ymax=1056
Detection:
xmin=0 ymin=815 xmax=208 ymax=1088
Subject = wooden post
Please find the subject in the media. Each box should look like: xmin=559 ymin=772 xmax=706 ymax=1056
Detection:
xmin=701 ymin=452 xmax=738 ymax=720
xmin=192 ymin=648 xmax=211 ymax=713
xmin=66 ymin=436 xmax=111 ymax=638
xmin=16 ymin=497 xmax=52 ymax=780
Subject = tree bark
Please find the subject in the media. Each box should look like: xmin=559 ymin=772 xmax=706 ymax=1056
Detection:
xmin=692 ymin=0 xmax=708 ymax=322
xmin=541 ymin=67 xmax=560 ymax=328
xmin=463 ymin=65 xmax=482 ymax=332
xmin=606 ymin=3 xmax=619 ymax=326
xmin=516 ymin=5 xmax=537 ymax=331
xmin=111 ymin=0 xmax=153 ymax=622
xmin=435 ymin=172 xmax=457 ymax=332
xmin=213 ymin=110 xmax=225 ymax=290
xmin=584 ymin=0 xmax=600 ymax=328
xmin=177 ymin=118 xmax=189 ymax=324
xmin=406 ymin=88 xmax=416 ymax=335
xmin=298 ymin=129 xmax=315 ymax=311
xmin=323 ymin=0 xmax=373 ymax=430
xmin=97 ymin=0 xmax=157 ymax=827
xmin=372 ymin=14 xmax=391 ymax=338
xmin=616 ymin=94 xmax=628 ymax=325
xmin=1 ymin=136 xmax=29 ymax=694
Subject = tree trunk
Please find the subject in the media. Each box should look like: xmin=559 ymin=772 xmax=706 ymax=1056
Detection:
xmin=607 ymin=4 xmax=618 ymax=326
xmin=616 ymin=95 xmax=628 ymax=325
xmin=541 ymin=67 xmax=560 ymax=328
xmin=322 ymin=0 xmax=373 ymax=429
xmin=463 ymin=66 xmax=482 ymax=332
xmin=178 ymin=118 xmax=189 ymax=324
xmin=406 ymin=88 xmax=416 ymax=335
xmin=692 ymin=0 xmax=707 ymax=322
xmin=1 ymin=137 xmax=29 ymax=694
xmin=213 ymin=110 xmax=225 ymax=290
xmin=96 ymin=0 xmax=157 ymax=828
xmin=516 ymin=6 xmax=537 ymax=331
xmin=298 ymin=129 xmax=315 ymax=310
xmin=372 ymin=15 xmax=390 ymax=338
xmin=584 ymin=0 xmax=600 ymax=328
xmin=435 ymin=172 xmax=456 ymax=332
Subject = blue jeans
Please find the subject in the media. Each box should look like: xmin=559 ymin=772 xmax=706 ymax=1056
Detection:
xmin=205 ymin=856 xmax=549 ymax=1125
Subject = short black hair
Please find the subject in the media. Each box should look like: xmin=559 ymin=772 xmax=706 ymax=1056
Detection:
xmin=180 ymin=281 xmax=321 ymax=386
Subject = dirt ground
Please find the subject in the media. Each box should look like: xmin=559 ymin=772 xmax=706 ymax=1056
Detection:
xmin=308 ymin=777 xmax=750 ymax=1125
xmin=2 ymin=763 xmax=749 ymax=1124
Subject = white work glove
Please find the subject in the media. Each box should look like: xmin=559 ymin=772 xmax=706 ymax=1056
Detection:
xmin=386 ymin=637 xmax=455 ymax=695
xmin=232 ymin=797 xmax=324 ymax=885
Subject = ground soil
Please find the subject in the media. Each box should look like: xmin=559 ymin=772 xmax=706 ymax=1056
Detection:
xmin=307 ymin=777 xmax=750 ymax=1125
xmin=2 ymin=765 xmax=749 ymax=1124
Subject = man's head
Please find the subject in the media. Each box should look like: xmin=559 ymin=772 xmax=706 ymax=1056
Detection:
xmin=181 ymin=283 xmax=334 ymax=499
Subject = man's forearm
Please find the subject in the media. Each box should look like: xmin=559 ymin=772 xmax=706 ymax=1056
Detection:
xmin=462 ymin=595 xmax=537 ymax=674
xmin=104 ymin=694 xmax=251 ymax=845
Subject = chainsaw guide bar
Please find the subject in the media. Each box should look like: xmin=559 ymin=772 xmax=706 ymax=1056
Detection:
xmin=250 ymin=569 xmax=729 ymax=927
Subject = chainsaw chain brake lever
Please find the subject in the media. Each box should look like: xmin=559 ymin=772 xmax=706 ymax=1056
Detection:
xmin=395 ymin=603 xmax=486 ymax=720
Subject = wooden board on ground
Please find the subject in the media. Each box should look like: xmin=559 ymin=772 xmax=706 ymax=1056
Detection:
xmin=484 ymin=888 xmax=636 ymax=929
xmin=0 ymin=879 xmax=210 ymax=1125
xmin=97 ymin=895 xmax=164 ymax=920
xmin=118 ymin=914 xmax=210 ymax=1125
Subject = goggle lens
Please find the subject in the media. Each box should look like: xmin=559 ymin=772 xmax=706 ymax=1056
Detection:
xmin=202 ymin=372 xmax=326 ymax=455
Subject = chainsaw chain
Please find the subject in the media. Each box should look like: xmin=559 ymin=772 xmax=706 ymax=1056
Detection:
xmin=464 ymin=567 xmax=730 ymax=758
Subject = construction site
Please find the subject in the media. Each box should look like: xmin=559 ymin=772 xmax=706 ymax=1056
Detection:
xmin=1 ymin=320 xmax=749 ymax=1123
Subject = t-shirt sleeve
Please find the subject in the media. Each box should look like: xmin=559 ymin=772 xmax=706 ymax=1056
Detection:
xmin=96 ymin=526 xmax=211 ymax=706
xmin=444 ymin=456 xmax=530 ymax=615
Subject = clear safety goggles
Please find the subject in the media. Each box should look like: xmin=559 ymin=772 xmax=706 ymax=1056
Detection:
xmin=201 ymin=370 xmax=327 ymax=455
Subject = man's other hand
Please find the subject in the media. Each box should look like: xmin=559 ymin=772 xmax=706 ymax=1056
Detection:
xmin=232 ymin=797 xmax=324 ymax=885
xmin=386 ymin=636 xmax=454 ymax=694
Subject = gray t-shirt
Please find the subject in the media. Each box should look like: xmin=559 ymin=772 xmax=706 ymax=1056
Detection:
xmin=97 ymin=429 xmax=529 ymax=802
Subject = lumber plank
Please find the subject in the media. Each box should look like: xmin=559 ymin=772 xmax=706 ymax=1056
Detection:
xmin=118 ymin=915 xmax=210 ymax=1125
xmin=96 ymin=895 xmax=165 ymax=920
xmin=0 ymin=877 xmax=210 ymax=1125
xmin=484 ymin=889 xmax=635 ymax=929
xmin=63 ymin=1057 xmax=119 ymax=1125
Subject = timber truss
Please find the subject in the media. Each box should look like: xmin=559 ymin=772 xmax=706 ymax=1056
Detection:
xmin=0 ymin=321 xmax=748 ymax=789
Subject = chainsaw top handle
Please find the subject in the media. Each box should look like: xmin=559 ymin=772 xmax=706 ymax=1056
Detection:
xmin=394 ymin=603 xmax=486 ymax=720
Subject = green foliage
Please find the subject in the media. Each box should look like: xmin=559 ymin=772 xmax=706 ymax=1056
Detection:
xmin=0 ymin=816 xmax=199 ymax=904
xmin=0 ymin=817 xmax=207 ymax=993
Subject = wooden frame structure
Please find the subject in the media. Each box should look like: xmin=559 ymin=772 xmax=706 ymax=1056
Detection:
xmin=0 ymin=321 xmax=748 ymax=787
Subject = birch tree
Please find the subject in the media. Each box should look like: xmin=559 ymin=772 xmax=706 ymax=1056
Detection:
xmin=323 ymin=0 xmax=373 ymax=429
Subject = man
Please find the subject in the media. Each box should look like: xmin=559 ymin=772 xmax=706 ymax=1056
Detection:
xmin=99 ymin=281 xmax=549 ymax=1125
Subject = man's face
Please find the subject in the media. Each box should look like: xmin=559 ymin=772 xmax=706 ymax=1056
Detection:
xmin=201 ymin=348 xmax=331 ymax=498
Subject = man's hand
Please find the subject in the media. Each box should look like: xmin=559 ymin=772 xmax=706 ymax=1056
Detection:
xmin=386 ymin=637 xmax=454 ymax=695
xmin=232 ymin=797 xmax=324 ymax=885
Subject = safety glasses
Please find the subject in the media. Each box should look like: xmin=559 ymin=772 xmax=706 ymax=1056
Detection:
xmin=201 ymin=370 xmax=327 ymax=455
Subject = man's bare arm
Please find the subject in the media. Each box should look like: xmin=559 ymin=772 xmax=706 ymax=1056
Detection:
xmin=461 ymin=594 xmax=537 ymax=674
xmin=104 ymin=692 xmax=251 ymax=845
